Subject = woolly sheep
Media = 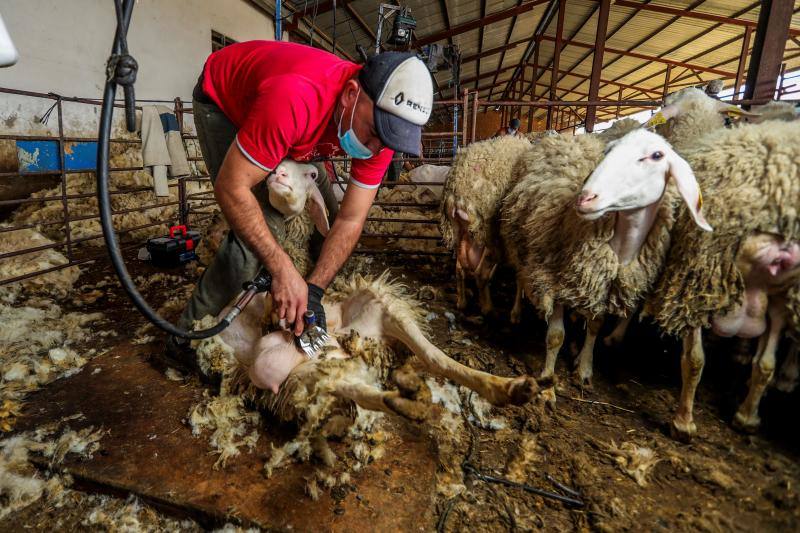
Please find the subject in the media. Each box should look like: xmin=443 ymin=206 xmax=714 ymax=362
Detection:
xmin=192 ymin=159 xmax=329 ymax=276
xmin=498 ymin=89 xmax=740 ymax=386
xmin=640 ymin=118 xmax=800 ymax=439
xmin=194 ymin=279 xmax=538 ymax=475
xmin=439 ymin=135 xmax=532 ymax=315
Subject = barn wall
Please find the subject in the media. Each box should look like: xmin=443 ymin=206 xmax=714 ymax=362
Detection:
xmin=1 ymin=0 xmax=275 ymax=101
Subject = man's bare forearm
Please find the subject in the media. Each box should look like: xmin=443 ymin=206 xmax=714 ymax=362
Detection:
xmin=215 ymin=184 xmax=291 ymax=272
xmin=307 ymin=217 xmax=363 ymax=288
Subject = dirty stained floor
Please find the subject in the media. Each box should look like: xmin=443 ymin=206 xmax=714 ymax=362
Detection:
xmin=2 ymin=252 xmax=800 ymax=531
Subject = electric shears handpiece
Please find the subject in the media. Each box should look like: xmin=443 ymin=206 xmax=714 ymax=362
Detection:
xmin=296 ymin=310 xmax=330 ymax=359
xmin=221 ymin=268 xmax=273 ymax=324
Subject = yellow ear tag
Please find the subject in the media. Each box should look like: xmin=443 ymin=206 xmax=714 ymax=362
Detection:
xmin=725 ymin=106 xmax=743 ymax=117
xmin=646 ymin=112 xmax=666 ymax=127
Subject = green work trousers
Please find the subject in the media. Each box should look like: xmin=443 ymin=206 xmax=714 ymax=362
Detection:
xmin=177 ymin=99 xmax=339 ymax=330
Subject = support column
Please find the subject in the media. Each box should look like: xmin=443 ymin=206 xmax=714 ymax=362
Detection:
xmin=743 ymin=0 xmax=792 ymax=105
xmin=584 ymin=0 xmax=610 ymax=133
xmin=734 ymin=26 xmax=753 ymax=99
xmin=662 ymin=64 xmax=672 ymax=102
xmin=546 ymin=0 xmax=566 ymax=130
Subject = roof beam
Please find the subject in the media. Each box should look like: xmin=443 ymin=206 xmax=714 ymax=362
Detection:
xmin=546 ymin=0 xmax=650 ymax=105
xmin=475 ymin=0 xmax=488 ymax=90
xmin=538 ymin=35 xmax=736 ymax=77
xmin=611 ymin=3 xmax=761 ymax=101
xmin=486 ymin=0 xmax=528 ymax=100
xmin=438 ymin=0 xmax=454 ymax=45
xmin=614 ymin=0 xmax=800 ymax=37
xmin=470 ymin=64 xmax=662 ymax=97
xmin=499 ymin=0 xmax=561 ymax=100
xmin=590 ymin=2 xmax=758 ymax=102
xmin=517 ymin=1 xmax=598 ymax=102
xmin=342 ymin=1 xmax=376 ymax=40
xmin=547 ymin=0 xmax=567 ymax=129
xmin=284 ymin=0 xmax=337 ymax=31
xmin=415 ymin=0 xmax=550 ymax=47
xmin=461 ymin=38 xmax=531 ymax=65
xmin=585 ymin=0 xmax=611 ymax=132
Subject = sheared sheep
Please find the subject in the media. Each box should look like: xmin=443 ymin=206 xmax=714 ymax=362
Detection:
xmin=629 ymin=118 xmax=800 ymax=439
xmin=190 ymin=159 xmax=538 ymax=472
xmin=440 ymin=136 xmax=531 ymax=315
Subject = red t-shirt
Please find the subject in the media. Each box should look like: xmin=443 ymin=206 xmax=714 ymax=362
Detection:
xmin=201 ymin=41 xmax=393 ymax=189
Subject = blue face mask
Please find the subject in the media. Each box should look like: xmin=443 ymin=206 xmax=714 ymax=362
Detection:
xmin=337 ymin=88 xmax=374 ymax=160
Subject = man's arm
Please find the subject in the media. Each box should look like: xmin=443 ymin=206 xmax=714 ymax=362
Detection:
xmin=214 ymin=142 xmax=308 ymax=334
xmin=307 ymin=184 xmax=378 ymax=288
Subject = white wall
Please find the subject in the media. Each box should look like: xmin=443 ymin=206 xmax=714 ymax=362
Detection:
xmin=1 ymin=0 xmax=275 ymax=100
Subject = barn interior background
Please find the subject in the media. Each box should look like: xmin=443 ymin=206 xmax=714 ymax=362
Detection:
xmin=0 ymin=0 xmax=799 ymax=530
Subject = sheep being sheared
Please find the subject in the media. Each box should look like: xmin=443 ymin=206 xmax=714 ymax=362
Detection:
xmin=191 ymin=158 xmax=538 ymax=472
xmin=630 ymin=118 xmax=800 ymax=439
xmin=440 ymin=136 xmax=531 ymax=315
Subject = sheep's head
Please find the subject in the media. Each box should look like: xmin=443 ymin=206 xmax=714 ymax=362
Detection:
xmin=267 ymin=160 xmax=330 ymax=235
xmin=738 ymin=233 xmax=800 ymax=285
xmin=577 ymin=129 xmax=712 ymax=232
xmin=644 ymin=87 xmax=751 ymax=128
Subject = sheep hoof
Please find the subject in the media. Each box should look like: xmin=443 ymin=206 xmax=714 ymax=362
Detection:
xmin=602 ymin=335 xmax=621 ymax=348
xmin=732 ymin=411 xmax=760 ymax=434
xmin=572 ymin=371 xmax=593 ymax=390
xmin=775 ymin=376 xmax=798 ymax=394
xmin=539 ymin=386 xmax=557 ymax=408
xmin=392 ymin=366 xmax=432 ymax=403
xmin=505 ymin=376 xmax=538 ymax=406
xmin=384 ymin=395 xmax=430 ymax=422
xmin=670 ymin=417 xmax=697 ymax=443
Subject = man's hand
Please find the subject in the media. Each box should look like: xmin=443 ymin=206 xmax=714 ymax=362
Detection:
xmin=271 ymin=258 xmax=308 ymax=336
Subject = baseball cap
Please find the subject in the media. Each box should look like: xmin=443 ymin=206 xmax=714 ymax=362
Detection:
xmin=359 ymin=52 xmax=433 ymax=157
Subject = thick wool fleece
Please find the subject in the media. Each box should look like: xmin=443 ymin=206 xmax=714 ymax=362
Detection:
xmin=440 ymin=136 xmax=531 ymax=253
xmin=646 ymin=119 xmax=800 ymax=336
xmin=500 ymin=118 xmax=675 ymax=319
xmin=655 ymin=88 xmax=728 ymax=153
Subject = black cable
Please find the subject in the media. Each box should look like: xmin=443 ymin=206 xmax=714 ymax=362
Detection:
xmin=97 ymin=0 xmax=268 ymax=340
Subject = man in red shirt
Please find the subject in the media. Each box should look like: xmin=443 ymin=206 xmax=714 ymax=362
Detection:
xmin=173 ymin=41 xmax=433 ymax=358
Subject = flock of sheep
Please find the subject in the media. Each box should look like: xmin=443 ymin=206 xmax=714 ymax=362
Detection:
xmin=440 ymin=87 xmax=800 ymax=440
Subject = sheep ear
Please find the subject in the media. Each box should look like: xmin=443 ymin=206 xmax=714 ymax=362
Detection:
xmin=667 ymin=152 xmax=713 ymax=232
xmin=645 ymin=104 xmax=678 ymax=128
xmin=307 ymin=184 xmax=330 ymax=236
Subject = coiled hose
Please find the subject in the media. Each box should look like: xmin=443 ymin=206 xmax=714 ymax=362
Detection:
xmin=96 ymin=0 xmax=266 ymax=339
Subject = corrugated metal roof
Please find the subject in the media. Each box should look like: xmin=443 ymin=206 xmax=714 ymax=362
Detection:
xmin=279 ymin=0 xmax=800 ymax=122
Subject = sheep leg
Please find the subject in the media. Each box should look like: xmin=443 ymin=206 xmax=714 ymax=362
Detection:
xmin=733 ymin=303 xmax=785 ymax=432
xmin=383 ymin=316 xmax=537 ymax=407
xmin=574 ymin=316 xmax=603 ymax=387
xmin=456 ymin=261 xmax=467 ymax=311
xmin=541 ymin=304 xmax=565 ymax=380
xmin=510 ymin=277 xmax=524 ymax=325
xmin=603 ymin=313 xmax=633 ymax=347
xmin=672 ymin=327 xmax=705 ymax=441
xmin=475 ymin=277 xmax=494 ymax=317
xmin=775 ymin=341 xmax=799 ymax=393
xmin=474 ymin=248 xmax=495 ymax=316
xmin=331 ymin=382 xmax=429 ymax=422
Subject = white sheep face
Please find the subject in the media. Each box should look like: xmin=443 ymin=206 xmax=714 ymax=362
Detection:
xmin=577 ymin=129 xmax=712 ymax=232
xmin=267 ymin=160 xmax=319 ymax=218
xmin=266 ymin=159 xmax=330 ymax=235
